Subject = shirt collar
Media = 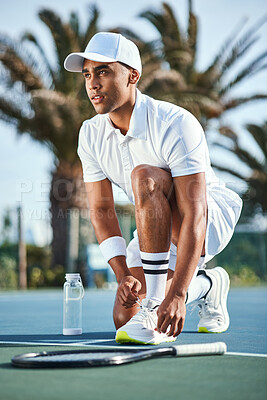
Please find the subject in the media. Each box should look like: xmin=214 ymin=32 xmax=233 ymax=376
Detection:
xmin=105 ymin=89 xmax=147 ymax=140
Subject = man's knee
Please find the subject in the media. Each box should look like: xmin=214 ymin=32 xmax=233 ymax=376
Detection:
xmin=131 ymin=164 xmax=173 ymax=204
xmin=131 ymin=164 xmax=156 ymax=193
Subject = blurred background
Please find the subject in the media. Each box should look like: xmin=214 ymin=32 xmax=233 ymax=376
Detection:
xmin=0 ymin=0 xmax=266 ymax=290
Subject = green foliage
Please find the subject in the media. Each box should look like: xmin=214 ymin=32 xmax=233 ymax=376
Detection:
xmin=1 ymin=209 xmax=14 ymax=245
xmin=213 ymin=121 xmax=267 ymax=213
xmin=0 ymin=242 xmax=18 ymax=259
xmin=0 ymin=243 xmax=65 ymax=289
xmin=28 ymin=264 xmax=65 ymax=288
xmin=0 ymin=254 xmax=17 ymax=289
xmin=214 ymin=232 xmax=267 ymax=282
xmin=224 ymin=266 xmax=261 ymax=287
xmin=26 ymin=245 xmax=64 ymax=287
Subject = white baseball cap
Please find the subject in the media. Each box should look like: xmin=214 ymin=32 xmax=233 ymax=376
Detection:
xmin=64 ymin=32 xmax=142 ymax=76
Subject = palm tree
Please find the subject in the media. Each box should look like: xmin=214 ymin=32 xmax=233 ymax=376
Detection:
xmin=212 ymin=122 xmax=267 ymax=213
xmin=138 ymin=1 xmax=267 ymax=128
xmin=0 ymin=6 xmax=99 ymax=269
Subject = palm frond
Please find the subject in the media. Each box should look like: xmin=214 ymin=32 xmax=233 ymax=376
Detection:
xmin=81 ymin=4 xmax=99 ymax=49
xmin=39 ymin=9 xmax=85 ymax=94
xmin=139 ymin=68 xmax=187 ymax=93
xmin=223 ymin=94 xmax=267 ymax=110
xmin=69 ymin=11 xmax=80 ymax=37
xmin=20 ymin=31 xmax=54 ymax=87
xmin=187 ymin=3 xmax=197 ymax=63
xmin=0 ymin=95 xmax=25 ymax=126
xmin=220 ymin=50 xmax=267 ymax=95
xmin=0 ymin=34 xmax=45 ymax=91
xmin=218 ymin=126 xmax=238 ymax=143
xmin=39 ymin=10 xmax=78 ymax=72
xmin=139 ymin=9 xmax=168 ymax=39
xmin=201 ymin=17 xmax=248 ymax=83
xmin=154 ymin=91 xmax=224 ymax=122
xmin=211 ymin=163 xmax=247 ymax=181
xmin=139 ymin=2 xmax=184 ymax=49
xmin=214 ymin=139 xmax=264 ymax=171
xmin=162 ymin=2 xmax=184 ymax=45
xmin=213 ymin=119 xmax=267 ymax=211
xmin=202 ymin=35 xmax=259 ymax=91
xmin=233 ymin=146 xmax=265 ymax=172
xmin=246 ymin=122 xmax=267 ymax=159
xmin=204 ymin=16 xmax=267 ymax=92
xmin=27 ymin=89 xmax=83 ymax=161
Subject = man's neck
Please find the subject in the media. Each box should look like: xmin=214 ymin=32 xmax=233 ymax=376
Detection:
xmin=109 ymin=91 xmax=136 ymax=136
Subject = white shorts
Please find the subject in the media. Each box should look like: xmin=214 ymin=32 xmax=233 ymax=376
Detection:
xmin=126 ymin=185 xmax=242 ymax=271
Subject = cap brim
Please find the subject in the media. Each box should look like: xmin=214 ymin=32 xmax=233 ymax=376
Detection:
xmin=64 ymin=52 xmax=117 ymax=72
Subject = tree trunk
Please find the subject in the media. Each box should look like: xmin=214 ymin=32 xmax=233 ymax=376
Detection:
xmin=49 ymin=161 xmax=88 ymax=272
xmin=17 ymin=206 xmax=27 ymax=289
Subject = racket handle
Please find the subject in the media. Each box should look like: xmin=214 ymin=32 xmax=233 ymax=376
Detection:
xmin=172 ymin=342 xmax=227 ymax=357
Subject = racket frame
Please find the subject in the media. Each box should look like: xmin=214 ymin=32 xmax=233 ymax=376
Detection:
xmin=11 ymin=342 xmax=226 ymax=368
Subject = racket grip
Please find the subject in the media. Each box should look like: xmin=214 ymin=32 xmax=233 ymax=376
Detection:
xmin=172 ymin=342 xmax=227 ymax=357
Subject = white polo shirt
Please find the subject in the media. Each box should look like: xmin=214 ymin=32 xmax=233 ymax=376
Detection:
xmin=79 ymin=89 xmax=218 ymax=200
xmin=78 ymin=89 xmax=242 ymax=260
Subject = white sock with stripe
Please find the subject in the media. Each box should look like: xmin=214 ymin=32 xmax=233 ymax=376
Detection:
xmin=140 ymin=251 xmax=170 ymax=304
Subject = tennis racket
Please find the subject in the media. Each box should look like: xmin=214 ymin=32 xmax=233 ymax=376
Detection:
xmin=11 ymin=342 xmax=226 ymax=368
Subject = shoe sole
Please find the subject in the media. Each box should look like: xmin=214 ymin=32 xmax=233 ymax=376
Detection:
xmin=198 ymin=327 xmax=228 ymax=333
xmin=116 ymin=330 xmax=176 ymax=345
xmin=198 ymin=267 xmax=230 ymax=333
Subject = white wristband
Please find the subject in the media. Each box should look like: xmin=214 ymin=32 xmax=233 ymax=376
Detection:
xmin=99 ymin=236 xmax=127 ymax=262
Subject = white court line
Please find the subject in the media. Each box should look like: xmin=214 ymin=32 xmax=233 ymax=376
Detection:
xmin=226 ymin=352 xmax=267 ymax=358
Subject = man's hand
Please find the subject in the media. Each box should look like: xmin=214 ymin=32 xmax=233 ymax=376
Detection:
xmin=157 ymin=294 xmax=186 ymax=337
xmin=117 ymin=275 xmax=142 ymax=308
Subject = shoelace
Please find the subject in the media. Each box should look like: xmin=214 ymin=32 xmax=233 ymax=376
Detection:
xmin=198 ymin=300 xmax=223 ymax=321
xmin=187 ymin=300 xmax=213 ymax=317
xmin=132 ymin=299 xmax=158 ymax=329
xmin=199 ymin=302 xmax=209 ymax=317
xmin=187 ymin=301 xmax=200 ymax=315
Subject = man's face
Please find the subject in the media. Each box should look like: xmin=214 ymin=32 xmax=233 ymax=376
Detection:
xmin=82 ymin=60 xmax=134 ymax=115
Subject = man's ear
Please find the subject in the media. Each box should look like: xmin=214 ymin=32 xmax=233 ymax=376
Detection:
xmin=129 ymin=69 xmax=140 ymax=84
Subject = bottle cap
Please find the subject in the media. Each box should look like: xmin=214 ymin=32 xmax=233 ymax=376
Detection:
xmin=65 ymin=273 xmax=81 ymax=281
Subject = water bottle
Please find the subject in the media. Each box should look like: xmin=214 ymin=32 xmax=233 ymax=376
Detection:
xmin=63 ymin=273 xmax=84 ymax=335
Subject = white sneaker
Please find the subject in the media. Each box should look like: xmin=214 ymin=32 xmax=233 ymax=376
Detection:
xmin=197 ymin=267 xmax=230 ymax=333
xmin=115 ymin=298 xmax=176 ymax=345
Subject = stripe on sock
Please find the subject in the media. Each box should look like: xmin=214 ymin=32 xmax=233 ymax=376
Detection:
xmin=143 ymin=269 xmax=168 ymax=275
xmin=141 ymin=259 xmax=169 ymax=265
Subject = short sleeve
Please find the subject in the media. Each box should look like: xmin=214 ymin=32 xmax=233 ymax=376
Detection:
xmin=77 ymin=123 xmax=106 ymax=182
xmin=161 ymin=113 xmax=208 ymax=177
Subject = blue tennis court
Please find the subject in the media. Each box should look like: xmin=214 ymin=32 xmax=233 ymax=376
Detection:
xmin=0 ymin=287 xmax=267 ymax=400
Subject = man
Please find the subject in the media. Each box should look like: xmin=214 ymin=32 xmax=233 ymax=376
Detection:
xmin=64 ymin=32 xmax=242 ymax=344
